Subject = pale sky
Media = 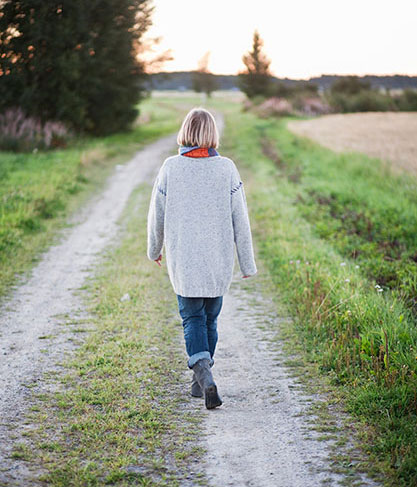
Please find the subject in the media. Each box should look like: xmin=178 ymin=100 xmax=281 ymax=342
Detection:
xmin=146 ymin=0 xmax=417 ymax=79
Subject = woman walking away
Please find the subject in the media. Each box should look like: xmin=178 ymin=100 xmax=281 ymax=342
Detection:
xmin=147 ymin=107 xmax=257 ymax=410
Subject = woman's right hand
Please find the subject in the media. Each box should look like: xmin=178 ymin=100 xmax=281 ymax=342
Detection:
xmin=154 ymin=254 xmax=163 ymax=267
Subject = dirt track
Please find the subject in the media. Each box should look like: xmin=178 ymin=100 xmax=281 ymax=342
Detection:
xmin=0 ymin=114 xmax=380 ymax=486
xmin=0 ymin=134 xmax=176 ymax=485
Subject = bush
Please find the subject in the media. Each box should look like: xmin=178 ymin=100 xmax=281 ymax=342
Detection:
xmin=327 ymin=90 xmax=396 ymax=113
xmin=255 ymin=97 xmax=293 ymax=118
xmin=268 ymin=81 xmax=319 ymax=99
xmin=394 ymin=89 xmax=417 ymax=111
xmin=292 ymin=96 xmax=332 ymax=115
xmin=330 ymin=76 xmax=371 ymax=95
xmin=0 ymin=108 xmax=71 ymax=152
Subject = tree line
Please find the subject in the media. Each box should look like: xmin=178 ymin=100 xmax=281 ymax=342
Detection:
xmin=0 ymin=0 xmax=153 ymax=136
xmin=1 ymin=3 xmax=416 ymax=145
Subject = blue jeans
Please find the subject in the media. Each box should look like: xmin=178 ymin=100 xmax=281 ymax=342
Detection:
xmin=176 ymin=295 xmax=223 ymax=368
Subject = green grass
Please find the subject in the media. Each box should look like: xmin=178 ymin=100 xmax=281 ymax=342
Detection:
xmin=6 ymin=91 xmax=416 ymax=484
xmin=219 ymin=104 xmax=417 ymax=486
xmin=0 ymin=96 xmax=186 ymax=300
xmin=17 ymin=183 xmax=204 ymax=486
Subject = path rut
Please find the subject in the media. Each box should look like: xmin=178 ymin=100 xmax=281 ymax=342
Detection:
xmin=200 ymin=272 xmax=380 ymax=487
xmin=0 ymin=134 xmax=176 ymax=485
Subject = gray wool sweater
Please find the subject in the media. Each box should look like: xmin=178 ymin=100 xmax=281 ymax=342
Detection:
xmin=147 ymin=154 xmax=257 ymax=297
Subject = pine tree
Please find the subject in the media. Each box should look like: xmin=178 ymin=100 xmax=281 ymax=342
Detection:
xmin=238 ymin=30 xmax=272 ymax=99
xmin=0 ymin=0 xmax=153 ymax=135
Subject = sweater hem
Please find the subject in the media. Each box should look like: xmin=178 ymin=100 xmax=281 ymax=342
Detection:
xmin=174 ymin=284 xmax=231 ymax=298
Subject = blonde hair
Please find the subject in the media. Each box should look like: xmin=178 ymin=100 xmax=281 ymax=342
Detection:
xmin=177 ymin=107 xmax=219 ymax=148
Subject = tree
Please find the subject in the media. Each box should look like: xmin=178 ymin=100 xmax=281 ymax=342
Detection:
xmin=192 ymin=51 xmax=217 ymax=98
xmin=238 ymin=30 xmax=272 ymax=98
xmin=0 ymin=0 xmax=153 ymax=135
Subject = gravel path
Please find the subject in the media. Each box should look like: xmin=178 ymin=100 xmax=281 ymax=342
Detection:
xmin=0 ymin=134 xmax=176 ymax=485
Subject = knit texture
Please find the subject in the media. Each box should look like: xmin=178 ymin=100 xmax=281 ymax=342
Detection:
xmin=147 ymin=154 xmax=257 ymax=297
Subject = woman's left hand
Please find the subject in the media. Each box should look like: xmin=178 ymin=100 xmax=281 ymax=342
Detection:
xmin=154 ymin=254 xmax=163 ymax=267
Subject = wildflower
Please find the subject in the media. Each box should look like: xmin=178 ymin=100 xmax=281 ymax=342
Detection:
xmin=375 ymin=284 xmax=381 ymax=289
xmin=377 ymin=288 xmax=383 ymax=293
xmin=355 ymin=265 xmax=359 ymax=269
xmin=289 ymin=260 xmax=293 ymax=264
xmin=345 ymin=278 xmax=350 ymax=283
xmin=296 ymin=260 xmax=300 ymax=264
xmin=340 ymin=262 xmax=346 ymax=267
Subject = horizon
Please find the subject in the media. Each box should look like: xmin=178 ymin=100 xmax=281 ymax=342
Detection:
xmin=151 ymin=69 xmax=417 ymax=81
xmin=146 ymin=0 xmax=417 ymax=80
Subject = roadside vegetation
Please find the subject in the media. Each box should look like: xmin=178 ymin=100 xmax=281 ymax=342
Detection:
xmin=0 ymin=98 xmax=184 ymax=299
xmin=237 ymin=31 xmax=417 ymax=118
xmin=218 ymin=102 xmax=417 ymax=486
xmin=4 ymin=91 xmax=416 ymax=485
xmin=15 ymin=184 xmax=203 ymax=487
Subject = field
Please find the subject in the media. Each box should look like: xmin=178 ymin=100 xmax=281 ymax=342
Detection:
xmin=287 ymin=112 xmax=417 ymax=174
xmin=1 ymin=93 xmax=417 ymax=486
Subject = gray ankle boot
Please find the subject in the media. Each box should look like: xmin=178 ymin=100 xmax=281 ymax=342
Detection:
xmin=191 ymin=372 xmax=203 ymax=398
xmin=192 ymin=358 xmax=222 ymax=409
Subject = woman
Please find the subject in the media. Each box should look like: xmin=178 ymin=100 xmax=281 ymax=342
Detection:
xmin=147 ymin=107 xmax=257 ymax=410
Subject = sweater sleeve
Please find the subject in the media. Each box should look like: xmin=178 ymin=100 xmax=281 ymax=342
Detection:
xmin=147 ymin=164 xmax=167 ymax=261
xmin=230 ymin=163 xmax=257 ymax=277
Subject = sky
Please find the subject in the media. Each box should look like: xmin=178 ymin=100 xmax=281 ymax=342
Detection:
xmin=146 ymin=0 xmax=417 ymax=79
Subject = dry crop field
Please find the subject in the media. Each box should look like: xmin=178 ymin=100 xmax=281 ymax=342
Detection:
xmin=287 ymin=112 xmax=417 ymax=174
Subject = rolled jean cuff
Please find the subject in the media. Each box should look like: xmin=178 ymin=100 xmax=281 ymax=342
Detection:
xmin=187 ymin=351 xmax=214 ymax=369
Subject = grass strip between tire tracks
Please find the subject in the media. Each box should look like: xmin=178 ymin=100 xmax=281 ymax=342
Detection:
xmin=12 ymin=183 xmax=205 ymax=487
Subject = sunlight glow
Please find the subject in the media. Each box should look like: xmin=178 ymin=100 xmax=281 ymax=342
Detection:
xmin=147 ymin=0 xmax=417 ymax=79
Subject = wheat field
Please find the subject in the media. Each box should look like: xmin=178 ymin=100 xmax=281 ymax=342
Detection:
xmin=287 ymin=112 xmax=417 ymax=174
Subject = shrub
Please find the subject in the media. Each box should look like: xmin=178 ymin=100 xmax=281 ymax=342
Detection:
xmin=394 ymin=89 xmax=417 ymax=111
xmin=293 ymin=96 xmax=332 ymax=115
xmin=330 ymin=76 xmax=371 ymax=95
xmin=268 ymin=81 xmax=319 ymax=99
xmin=327 ymin=90 xmax=396 ymax=113
xmin=0 ymin=108 xmax=71 ymax=152
xmin=255 ymin=97 xmax=294 ymax=118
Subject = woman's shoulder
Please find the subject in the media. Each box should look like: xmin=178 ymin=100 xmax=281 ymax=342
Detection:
xmin=163 ymin=154 xmax=236 ymax=169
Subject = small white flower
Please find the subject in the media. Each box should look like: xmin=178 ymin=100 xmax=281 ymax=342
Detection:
xmin=340 ymin=262 xmax=346 ymax=267
xmin=289 ymin=260 xmax=293 ymax=264
xmin=345 ymin=278 xmax=350 ymax=283
xmin=355 ymin=265 xmax=360 ymax=269
xmin=305 ymin=261 xmax=309 ymax=265
xmin=296 ymin=260 xmax=300 ymax=264
xmin=375 ymin=284 xmax=381 ymax=289
xmin=120 ymin=293 xmax=131 ymax=302
xmin=377 ymin=288 xmax=383 ymax=293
